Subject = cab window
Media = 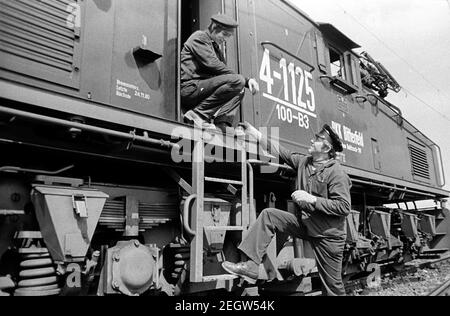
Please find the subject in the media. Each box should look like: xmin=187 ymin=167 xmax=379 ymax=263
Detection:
xmin=329 ymin=47 xmax=346 ymax=80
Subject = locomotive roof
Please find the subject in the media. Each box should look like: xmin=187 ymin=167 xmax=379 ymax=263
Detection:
xmin=282 ymin=1 xmax=360 ymax=50
xmin=317 ymin=23 xmax=361 ymax=50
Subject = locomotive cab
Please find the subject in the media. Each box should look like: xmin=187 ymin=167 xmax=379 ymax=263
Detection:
xmin=179 ymin=0 xmax=243 ymax=125
xmin=315 ymin=23 xmax=362 ymax=96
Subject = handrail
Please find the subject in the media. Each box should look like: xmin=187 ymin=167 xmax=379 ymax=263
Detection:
xmin=350 ymin=178 xmax=435 ymax=198
xmin=355 ymin=95 xmax=368 ymax=103
xmin=0 ymin=105 xmax=179 ymax=151
xmin=246 ymin=161 xmax=256 ymax=225
xmin=320 ymin=75 xmax=358 ymax=94
xmin=367 ymin=93 xmax=403 ymax=121
xmin=261 ymin=41 xmax=315 ymax=72
xmin=435 ymin=144 xmax=446 ymax=187
xmin=183 ymin=194 xmax=197 ymax=236
xmin=176 ymin=0 xmax=182 ymax=122
xmin=0 ymin=165 xmax=74 ymax=175
xmin=247 ymin=159 xmax=294 ymax=172
xmin=319 ymin=75 xmax=334 ymax=81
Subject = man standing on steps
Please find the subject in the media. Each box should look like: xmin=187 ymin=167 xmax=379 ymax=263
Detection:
xmin=222 ymin=122 xmax=352 ymax=296
xmin=180 ymin=14 xmax=259 ymax=133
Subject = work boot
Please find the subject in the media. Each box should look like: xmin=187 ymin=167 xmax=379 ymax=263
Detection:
xmin=184 ymin=110 xmax=217 ymax=131
xmin=0 ymin=276 xmax=14 ymax=296
xmin=222 ymin=260 xmax=259 ymax=284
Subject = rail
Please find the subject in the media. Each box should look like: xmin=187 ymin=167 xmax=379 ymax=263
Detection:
xmin=176 ymin=0 xmax=182 ymax=122
xmin=0 ymin=165 xmax=74 ymax=175
xmin=0 ymin=105 xmax=179 ymax=151
xmin=368 ymin=93 xmax=402 ymax=117
xmin=182 ymin=194 xmax=197 ymax=236
xmin=435 ymin=144 xmax=446 ymax=187
xmin=427 ymin=279 xmax=450 ymax=296
xmin=247 ymin=159 xmax=294 ymax=172
xmin=350 ymin=178 xmax=435 ymax=199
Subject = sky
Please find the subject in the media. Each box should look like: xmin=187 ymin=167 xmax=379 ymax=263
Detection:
xmin=291 ymin=0 xmax=450 ymax=192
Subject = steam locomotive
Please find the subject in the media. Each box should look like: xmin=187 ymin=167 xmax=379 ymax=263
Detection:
xmin=0 ymin=0 xmax=449 ymax=296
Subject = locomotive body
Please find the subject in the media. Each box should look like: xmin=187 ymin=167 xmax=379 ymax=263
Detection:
xmin=0 ymin=0 xmax=449 ymax=296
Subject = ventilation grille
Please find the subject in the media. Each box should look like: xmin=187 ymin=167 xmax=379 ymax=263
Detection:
xmin=408 ymin=141 xmax=430 ymax=180
xmin=0 ymin=0 xmax=79 ymax=86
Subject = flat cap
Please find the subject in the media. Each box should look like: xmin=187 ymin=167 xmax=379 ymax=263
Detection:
xmin=319 ymin=124 xmax=343 ymax=153
xmin=211 ymin=14 xmax=238 ymax=29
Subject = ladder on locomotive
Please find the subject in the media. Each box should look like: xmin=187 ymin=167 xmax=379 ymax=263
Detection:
xmin=188 ymin=131 xmax=250 ymax=283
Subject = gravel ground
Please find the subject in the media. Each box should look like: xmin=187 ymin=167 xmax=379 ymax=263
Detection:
xmin=351 ymin=256 xmax=450 ymax=296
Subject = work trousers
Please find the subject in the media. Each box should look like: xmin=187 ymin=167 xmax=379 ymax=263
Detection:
xmin=181 ymin=74 xmax=245 ymax=126
xmin=238 ymin=208 xmax=346 ymax=296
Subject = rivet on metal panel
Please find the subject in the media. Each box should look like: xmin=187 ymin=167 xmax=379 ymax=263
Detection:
xmin=11 ymin=193 xmax=21 ymax=202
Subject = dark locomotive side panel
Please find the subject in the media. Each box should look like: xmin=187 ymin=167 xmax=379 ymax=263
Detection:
xmin=0 ymin=0 xmax=178 ymax=121
xmin=312 ymin=24 xmax=442 ymax=187
xmin=0 ymin=0 xmax=445 ymax=190
xmin=238 ymin=0 xmax=320 ymax=152
xmin=237 ymin=0 xmax=444 ymax=188
xmin=106 ymin=0 xmax=177 ymax=119
xmin=0 ymin=0 xmax=82 ymax=90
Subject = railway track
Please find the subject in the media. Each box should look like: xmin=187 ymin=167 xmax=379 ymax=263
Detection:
xmin=346 ymin=254 xmax=450 ymax=296
xmin=427 ymin=279 xmax=450 ymax=296
xmin=412 ymin=254 xmax=450 ymax=271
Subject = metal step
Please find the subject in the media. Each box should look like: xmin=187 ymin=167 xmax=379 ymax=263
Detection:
xmin=0 ymin=276 xmax=15 ymax=291
xmin=422 ymin=248 xmax=449 ymax=254
xmin=205 ymin=177 xmax=243 ymax=186
xmin=0 ymin=210 xmax=25 ymax=216
xmin=18 ymin=248 xmax=49 ymax=255
xmin=16 ymin=231 xmax=43 ymax=239
xmin=305 ymin=291 xmax=323 ymax=296
xmin=202 ymin=275 xmax=239 ymax=282
xmin=433 ymin=232 xmax=447 ymax=238
xmin=204 ymin=226 xmax=244 ymax=232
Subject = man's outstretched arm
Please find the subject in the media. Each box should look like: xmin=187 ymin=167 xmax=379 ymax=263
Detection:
xmin=241 ymin=122 xmax=303 ymax=170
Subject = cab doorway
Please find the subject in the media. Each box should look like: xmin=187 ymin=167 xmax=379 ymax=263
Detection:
xmin=178 ymin=0 xmax=241 ymax=123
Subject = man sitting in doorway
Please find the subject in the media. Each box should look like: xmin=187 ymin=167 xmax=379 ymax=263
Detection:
xmin=180 ymin=14 xmax=259 ymax=132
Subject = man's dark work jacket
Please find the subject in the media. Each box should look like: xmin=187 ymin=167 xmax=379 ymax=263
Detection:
xmin=181 ymin=30 xmax=235 ymax=82
xmin=275 ymin=143 xmax=352 ymax=239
